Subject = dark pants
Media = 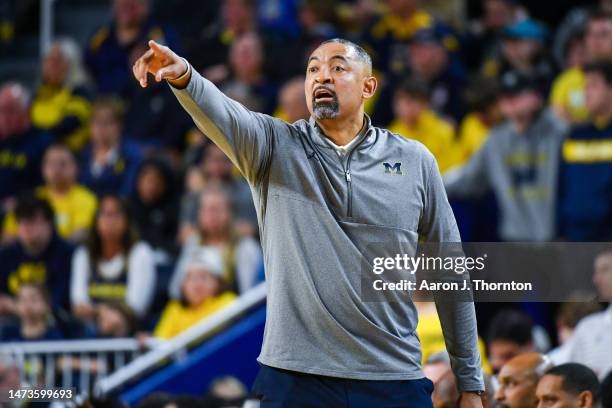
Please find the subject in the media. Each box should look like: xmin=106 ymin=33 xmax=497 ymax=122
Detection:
xmin=252 ymin=365 xmax=435 ymax=408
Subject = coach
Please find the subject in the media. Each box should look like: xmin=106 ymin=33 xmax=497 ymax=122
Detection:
xmin=133 ymin=38 xmax=484 ymax=407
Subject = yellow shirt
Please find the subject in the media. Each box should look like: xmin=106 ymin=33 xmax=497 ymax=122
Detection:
xmin=549 ymin=68 xmax=588 ymax=124
xmin=456 ymin=112 xmax=491 ymax=165
xmin=389 ymin=110 xmax=459 ymax=172
xmin=3 ymin=185 xmax=97 ymax=239
xmin=154 ymin=292 xmax=237 ymax=339
xmin=417 ymin=311 xmax=492 ymax=374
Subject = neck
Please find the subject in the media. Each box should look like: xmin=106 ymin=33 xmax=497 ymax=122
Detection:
xmin=101 ymin=241 xmax=122 ymax=259
xmin=204 ymin=230 xmax=230 ymax=245
xmin=317 ymin=110 xmax=365 ymax=146
xmin=116 ymin=23 xmax=140 ymax=45
xmin=21 ymin=319 xmax=47 ymax=339
xmin=49 ymin=182 xmax=72 ymax=195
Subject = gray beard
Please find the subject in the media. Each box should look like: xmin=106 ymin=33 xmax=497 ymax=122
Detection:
xmin=313 ymin=101 xmax=339 ymax=120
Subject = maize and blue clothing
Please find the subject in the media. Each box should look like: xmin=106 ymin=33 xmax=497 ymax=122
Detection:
xmin=558 ymin=120 xmax=612 ymax=241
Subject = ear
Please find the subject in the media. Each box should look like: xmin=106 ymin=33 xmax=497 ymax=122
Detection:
xmin=577 ymin=390 xmax=592 ymax=408
xmin=362 ymin=76 xmax=378 ymax=100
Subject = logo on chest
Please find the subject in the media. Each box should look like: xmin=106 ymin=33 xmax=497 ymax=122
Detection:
xmin=382 ymin=162 xmax=403 ymax=175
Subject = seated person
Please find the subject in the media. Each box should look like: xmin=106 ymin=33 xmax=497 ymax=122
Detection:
xmin=1 ymin=283 xmax=63 ymax=341
xmin=0 ymin=196 xmax=73 ymax=314
xmin=96 ymin=301 xmax=137 ymax=338
xmin=31 ymin=39 xmax=92 ymax=152
xmin=79 ymin=98 xmax=142 ymax=198
xmin=154 ymin=247 xmax=236 ymax=339
xmin=70 ymin=195 xmax=156 ymax=320
xmin=494 ymin=352 xmax=554 ymax=408
xmin=536 ymin=363 xmax=600 ymax=408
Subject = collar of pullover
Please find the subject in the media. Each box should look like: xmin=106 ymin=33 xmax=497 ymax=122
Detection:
xmin=308 ymin=114 xmax=375 ymax=153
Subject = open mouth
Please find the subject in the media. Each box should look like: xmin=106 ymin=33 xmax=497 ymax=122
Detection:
xmin=313 ymin=87 xmax=336 ymax=103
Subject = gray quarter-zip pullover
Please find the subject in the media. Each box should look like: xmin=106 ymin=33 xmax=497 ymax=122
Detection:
xmin=170 ymin=67 xmax=484 ymax=391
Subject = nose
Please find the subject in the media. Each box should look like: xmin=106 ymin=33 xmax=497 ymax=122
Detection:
xmin=494 ymin=387 xmax=505 ymax=401
xmin=314 ymin=66 xmax=332 ymax=84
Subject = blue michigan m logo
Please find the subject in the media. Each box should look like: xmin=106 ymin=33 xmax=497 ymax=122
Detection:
xmin=383 ymin=162 xmax=402 ymax=175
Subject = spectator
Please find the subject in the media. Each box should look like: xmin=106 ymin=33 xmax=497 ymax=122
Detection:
xmin=154 ymin=248 xmax=236 ymax=339
xmin=180 ymin=144 xmax=257 ymax=241
xmin=536 ymin=363 xmax=600 ymax=408
xmin=128 ymin=157 xmax=179 ymax=259
xmin=219 ymin=32 xmax=278 ymax=115
xmin=567 ymin=249 xmax=612 ymax=380
xmin=550 ymin=10 xmax=612 ymax=124
xmin=494 ymin=352 xmax=553 ymax=408
xmin=444 ymin=71 xmax=568 ymax=241
xmin=84 ymin=0 xmax=180 ymax=98
xmin=3 ymin=144 xmax=98 ymax=244
xmin=96 ymin=301 xmax=136 ymax=338
xmin=0 ymin=196 xmax=73 ymax=314
xmin=602 ymin=371 xmax=612 ymax=408
xmin=173 ymin=187 xmax=262 ymax=297
xmin=298 ymin=0 xmax=339 ymax=58
xmin=557 ymin=61 xmax=612 ymax=241
xmin=202 ymin=376 xmax=248 ymax=408
xmin=388 ymin=78 xmax=458 ymax=172
xmin=0 ymin=83 xmax=53 ymax=203
xmin=432 ymin=369 xmax=459 ymax=408
xmin=483 ymin=18 xmax=556 ymax=94
xmin=31 ymin=38 xmax=92 ymax=152
xmin=70 ymin=195 xmax=156 ymax=320
xmin=1 ymin=283 xmax=63 ymax=341
xmin=79 ymin=97 xmax=142 ymax=197
xmin=274 ymin=76 xmax=310 ymax=123
xmin=487 ymin=309 xmax=535 ymax=374
xmin=548 ymin=299 xmax=601 ymax=364
xmin=0 ymin=356 xmax=21 ymax=408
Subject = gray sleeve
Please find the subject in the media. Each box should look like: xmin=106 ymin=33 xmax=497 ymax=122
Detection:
xmin=169 ymin=66 xmax=276 ymax=184
xmin=420 ymin=157 xmax=485 ymax=392
xmin=443 ymin=140 xmax=489 ymax=199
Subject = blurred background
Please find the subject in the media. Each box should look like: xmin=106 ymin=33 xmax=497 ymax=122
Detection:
xmin=1 ymin=0 xmax=612 ymax=407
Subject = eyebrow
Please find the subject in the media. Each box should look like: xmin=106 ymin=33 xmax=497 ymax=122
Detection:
xmin=307 ymin=55 xmax=350 ymax=65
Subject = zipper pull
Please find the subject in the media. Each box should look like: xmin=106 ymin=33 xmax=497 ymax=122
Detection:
xmin=345 ymin=170 xmax=351 ymax=182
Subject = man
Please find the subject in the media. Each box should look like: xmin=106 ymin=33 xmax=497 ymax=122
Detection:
xmin=444 ymin=70 xmax=568 ymax=241
xmin=134 ymin=38 xmax=485 ymax=406
xmin=495 ymin=352 xmax=553 ymax=408
xmin=567 ymin=250 xmax=612 ymax=380
xmin=487 ymin=309 xmax=535 ymax=374
xmin=0 ymin=195 xmax=73 ymax=314
xmin=536 ymin=363 xmax=600 ymax=408
xmin=557 ymin=61 xmax=612 ymax=241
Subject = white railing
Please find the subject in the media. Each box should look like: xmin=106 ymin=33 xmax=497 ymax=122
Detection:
xmin=40 ymin=0 xmax=56 ymax=57
xmin=0 ymin=337 xmax=159 ymax=394
xmin=94 ymin=282 xmax=267 ymax=398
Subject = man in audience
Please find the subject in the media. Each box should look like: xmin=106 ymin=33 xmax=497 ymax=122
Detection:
xmin=275 ymin=76 xmax=310 ymax=124
xmin=567 ymin=249 xmax=612 ymax=380
xmin=557 ymin=61 xmax=612 ymax=240
xmin=548 ymin=299 xmax=601 ymax=364
xmin=536 ymin=363 xmax=600 ymax=408
xmin=445 ymin=70 xmax=568 ymax=241
xmin=495 ymin=352 xmax=553 ymax=408
xmin=0 ymin=196 xmax=73 ymax=314
xmin=487 ymin=309 xmax=536 ymax=374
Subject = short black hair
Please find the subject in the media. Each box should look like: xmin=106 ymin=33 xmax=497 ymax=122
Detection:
xmin=14 ymin=194 xmax=54 ymax=224
xmin=584 ymin=61 xmax=612 ymax=86
xmin=395 ymin=78 xmax=431 ymax=101
xmin=545 ymin=363 xmax=600 ymax=402
xmin=319 ymin=38 xmax=372 ymax=74
xmin=587 ymin=8 xmax=612 ymax=25
xmin=487 ymin=309 xmax=533 ymax=346
xmin=601 ymin=371 xmax=612 ymax=408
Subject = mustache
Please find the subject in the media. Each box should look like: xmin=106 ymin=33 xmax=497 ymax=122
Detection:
xmin=312 ymin=85 xmax=337 ymax=100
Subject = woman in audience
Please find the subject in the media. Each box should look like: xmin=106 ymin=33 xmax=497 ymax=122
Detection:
xmin=171 ymin=186 xmax=262 ymax=297
xmin=70 ymin=195 xmax=156 ymax=320
xmin=154 ymin=248 xmax=236 ymax=339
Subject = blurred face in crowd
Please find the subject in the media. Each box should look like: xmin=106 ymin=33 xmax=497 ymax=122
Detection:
xmin=43 ymin=146 xmax=77 ymax=190
xmin=230 ymin=33 xmax=264 ymax=82
xmin=137 ymin=165 xmax=166 ymax=204
xmin=393 ymin=93 xmax=426 ymax=125
xmin=0 ymin=84 xmax=30 ymax=140
xmin=97 ymin=303 xmax=130 ymax=337
xmin=42 ymin=45 xmax=68 ymax=86
xmin=223 ymin=0 xmax=253 ymax=33
xmin=17 ymin=212 xmax=53 ymax=256
xmin=279 ymin=77 xmax=310 ymax=123
xmin=499 ymin=90 xmax=543 ymax=129
xmin=113 ymin=0 xmax=148 ymax=28
xmin=305 ymin=42 xmax=376 ymax=121
xmin=96 ymin=197 xmax=128 ymax=243
xmin=503 ymin=38 xmax=540 ymax=70
xmin=489 ymin=339 xmax=532 ymax=374
xmin=495 ymin=360 xmax=540 ymax=408
xmin=16 ymin=285 xmax=49 ymax=324
xmin=565 ymin=37 xmax=588 ymax=70
xmin=585 ymin=17 xmax=612 ymax=61
xmin=409 ymin=42 xmax=448 ymax=80
xmin=536 ymin=374 xmax=595 ymax=408
xmin=91 ymin=106 xmax=121 ymax=149
xmin=198 ymin=190 xmax=232 ymax=238
xmin=484 ymin=0 xmax=515 ymax=31
xmin=593 ymin=251 xmax=612 ymax=301
xmin=584 ymin=71 xmax=612 ymax=117
xmin=203 ymin=145 xmax=233 ymax=181
xmin=182 ymin=267 xmax=221 ymax=307
xmin=384 ymin=0 xmax=418 ymax=17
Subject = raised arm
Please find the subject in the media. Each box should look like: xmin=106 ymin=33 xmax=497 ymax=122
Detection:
xmin=132 ymin=40 xmax=275 ymax=184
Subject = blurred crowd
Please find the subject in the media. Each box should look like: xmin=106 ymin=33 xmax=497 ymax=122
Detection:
xmin=1 ymin=0 xmax=612 ymax=406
